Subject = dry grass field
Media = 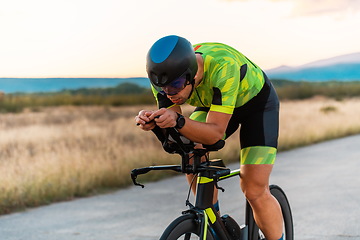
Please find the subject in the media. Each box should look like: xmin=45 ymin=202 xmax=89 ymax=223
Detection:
xmin=278 ymin=97 xmax=360 ymax=150
xmin=1 ymin=97 xmax=360 ymax=214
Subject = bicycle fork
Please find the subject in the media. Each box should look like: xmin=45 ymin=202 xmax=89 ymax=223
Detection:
xmin=183 ymin=206 xmax=227 ymax=240
xmin=194 ymin=173 xmax=249 ymax=240
xmin=193 ymin=173 xmax=232 ymax=240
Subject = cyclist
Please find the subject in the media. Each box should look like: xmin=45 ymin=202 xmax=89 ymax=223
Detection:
xmin=135 ymin=35 xmax=283 ymax=240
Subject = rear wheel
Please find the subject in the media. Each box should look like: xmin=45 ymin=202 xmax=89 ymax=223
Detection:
xmin=247 ymin=185 xmax=294 ymax=240
xmin=160 ymin=213 xmax=215 ymax=240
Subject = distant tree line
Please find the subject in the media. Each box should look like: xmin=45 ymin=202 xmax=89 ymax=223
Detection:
xmin=1 ymin=81 xmax=360 ymax=113
xmin=271 ymin=79 xmax=360 ymax=100
xmin=63 ymin=82 xmax=152 ymax=95
xmin=0 ymin=83 xmax=155 ymax=113
xmin=27 ymin=82 xmax=152 ymax=96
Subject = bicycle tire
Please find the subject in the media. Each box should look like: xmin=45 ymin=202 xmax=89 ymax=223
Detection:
xmin=248 ymin=185 xmax=294 ymax=240
xmin=159 ymin=213 xmax=215 ymax=240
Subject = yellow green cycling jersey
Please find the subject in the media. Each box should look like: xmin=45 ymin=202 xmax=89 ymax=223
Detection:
xmin=152 ymin=42 xmax=266 ymax=114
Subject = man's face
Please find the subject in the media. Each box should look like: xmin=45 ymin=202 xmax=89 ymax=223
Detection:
xmin=166 ymin=83 xmax=192 ymax=105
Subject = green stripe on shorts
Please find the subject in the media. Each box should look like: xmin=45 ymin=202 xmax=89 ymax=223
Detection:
xmin=240 ymin=146 xmax=277 ymax=165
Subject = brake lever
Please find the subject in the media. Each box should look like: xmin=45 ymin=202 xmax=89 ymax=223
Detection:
xmin=131 ymin=169 xmax=145 ymax=188
xmin=214 ymin=181 xmax=225 ymax=192
xmin=131 ymin=176 xmax=145 ymax=188
xmin=212 ymin=168 xmax=230 ymax=192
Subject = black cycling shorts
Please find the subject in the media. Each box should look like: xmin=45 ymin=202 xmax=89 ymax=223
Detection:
xmin=189 ymin=74 xmax=279 ymax=164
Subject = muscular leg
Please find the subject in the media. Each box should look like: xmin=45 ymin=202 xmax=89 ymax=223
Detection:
xmin=240 ymin=164 xmax=283 ymax=240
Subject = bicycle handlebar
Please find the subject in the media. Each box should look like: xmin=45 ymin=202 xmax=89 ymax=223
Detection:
xmin=131 ymin=163 xmax=231 ymax=188
xmin=131 ymin=165 xmax=181 ymax=188
xmin=131 ymin=123 xmax=227 ymax=187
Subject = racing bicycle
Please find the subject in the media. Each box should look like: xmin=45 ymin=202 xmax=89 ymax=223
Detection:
xmin=131 ymin=126 xmax=293 ymax=240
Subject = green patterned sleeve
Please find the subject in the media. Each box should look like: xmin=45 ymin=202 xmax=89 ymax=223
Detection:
xmin=209 ymin=60 xmax=240 ymax=115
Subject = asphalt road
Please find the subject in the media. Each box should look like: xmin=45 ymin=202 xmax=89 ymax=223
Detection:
xmin=1 ymin=135 xmax=360 ymax=240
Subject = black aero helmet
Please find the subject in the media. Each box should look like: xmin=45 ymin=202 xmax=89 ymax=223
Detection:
xmin=146 ymin=35 xmax=198 ymax=88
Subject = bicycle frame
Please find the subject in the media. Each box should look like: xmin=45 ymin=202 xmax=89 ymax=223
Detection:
xmin=192 ymin=166 xmax=237 ymax=240
xmin=131 ymin=126 xmax=291 ymax=240
xmin=131 ymin=126 xmax=293 ymax=240
xmin=132 ymin=154 xmax=247 ymax=239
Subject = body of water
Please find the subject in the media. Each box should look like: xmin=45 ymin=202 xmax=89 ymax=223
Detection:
xmin=0 ymin=78 xmax=150 ymax=93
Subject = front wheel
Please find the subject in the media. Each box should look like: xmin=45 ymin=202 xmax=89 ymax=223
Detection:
xmin=159 ymin=213 xmax=215 ymax=240
xmin=247 ymin=185 xmax=294 ymax=240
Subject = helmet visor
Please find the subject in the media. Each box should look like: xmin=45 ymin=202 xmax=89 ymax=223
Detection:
xmin=161 ymin=74 xmax=188 ymax=96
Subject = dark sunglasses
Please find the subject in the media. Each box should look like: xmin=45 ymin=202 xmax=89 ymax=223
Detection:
xmin=160 ymin=73 xmax=191 ymax=96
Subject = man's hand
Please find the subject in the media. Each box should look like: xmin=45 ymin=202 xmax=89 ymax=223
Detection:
xmin=149 ymin=108 xmax=178 ymax=129
xmin=135 ymin=110 xmax=156 ymax=131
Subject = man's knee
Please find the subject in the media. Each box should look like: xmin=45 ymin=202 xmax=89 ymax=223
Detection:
xmin=240 ymin=164 xmax=273 ymax=202
xmin=241 ymin=180 xmax=269 ymax=203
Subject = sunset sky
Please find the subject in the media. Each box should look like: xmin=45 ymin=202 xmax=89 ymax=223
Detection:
xmin=0 ymin=0 xmax=359 ymax=78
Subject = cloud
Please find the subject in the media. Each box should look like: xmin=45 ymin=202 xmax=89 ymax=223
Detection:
xmin=221 ymin=0 xmax=360 ymax=16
